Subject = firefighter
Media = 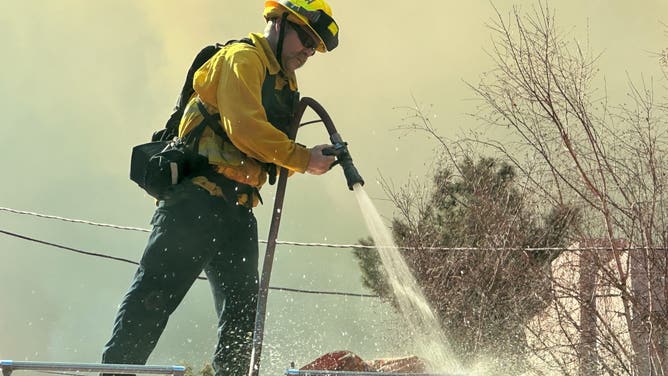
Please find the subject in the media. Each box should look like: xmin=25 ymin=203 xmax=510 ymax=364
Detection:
xmin=101 ymin=1 xmax=340 ymax=375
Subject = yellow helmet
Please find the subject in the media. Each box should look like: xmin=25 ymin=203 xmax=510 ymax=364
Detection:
xmin=264 ymin=0 xmax=339 ymax=53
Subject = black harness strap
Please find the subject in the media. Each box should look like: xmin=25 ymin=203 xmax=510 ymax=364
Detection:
xmin=195 ymin=100 xmax=231 ymax=143
xmin=194 ymin=99 xmax=277 ymax=188
xmin=275 ymin=12 xmax=290 ymax=71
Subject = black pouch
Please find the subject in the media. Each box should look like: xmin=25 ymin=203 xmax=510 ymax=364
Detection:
xmin=130 ymin=138 xmax=209 ymax=199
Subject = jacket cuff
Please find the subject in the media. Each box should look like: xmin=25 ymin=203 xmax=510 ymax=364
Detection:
xmin=287 ymin=144 xmax=311 ymax=173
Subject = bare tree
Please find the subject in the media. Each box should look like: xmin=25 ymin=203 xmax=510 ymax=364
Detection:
xmin=466 ymin=3 xmax=668 ymax=375
xmin=355 ymin=4 xmax=667 ymax=375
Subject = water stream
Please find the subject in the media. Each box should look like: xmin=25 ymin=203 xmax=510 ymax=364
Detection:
xmin=352 ymin=184 xmax=462 ymax=373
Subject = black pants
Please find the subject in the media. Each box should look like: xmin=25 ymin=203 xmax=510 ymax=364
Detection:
xmin=101 ymin=183 xmax=259 ymax=376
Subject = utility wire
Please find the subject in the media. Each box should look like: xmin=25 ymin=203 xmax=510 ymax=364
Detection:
xmin=0 ymin=229 xmax=138 ymax=265
xmin=263 ymin=286 xmax=377 ymax=298
xmin=0 ymin=206 xmax=369 ymax=249
xmin=2 ymin=206 xmax=666 ymax=252
xmin=0 ymin=206 xmax=151 ymax=233
xmin=0 ymin=228 xmax=378 ymax=298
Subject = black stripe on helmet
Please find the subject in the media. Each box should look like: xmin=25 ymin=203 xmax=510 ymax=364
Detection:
xmin=281 ymin=1 xmax=339 ymax=51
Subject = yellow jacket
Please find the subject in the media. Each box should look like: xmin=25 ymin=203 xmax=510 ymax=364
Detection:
xmin=178 ymin=33 xmax=310 ymax=192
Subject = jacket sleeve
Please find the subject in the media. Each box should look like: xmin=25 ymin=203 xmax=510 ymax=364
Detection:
xmin=213 ymin=49 xmax=311 ymax=173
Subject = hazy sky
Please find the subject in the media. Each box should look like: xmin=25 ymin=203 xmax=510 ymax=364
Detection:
xmin=1 ymin=1 xmax=666 ymax=375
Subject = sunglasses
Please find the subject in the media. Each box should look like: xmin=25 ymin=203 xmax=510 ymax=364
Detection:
xmin=287 ymin=22 xmax=318 ymax=50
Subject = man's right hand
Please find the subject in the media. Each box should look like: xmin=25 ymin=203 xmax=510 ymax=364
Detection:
xmin=306 ymin=144 xmax=336 ymax=175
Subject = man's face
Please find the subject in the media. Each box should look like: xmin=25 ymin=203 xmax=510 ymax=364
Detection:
xmin=281 ymin=21 xmax=319 ymax=74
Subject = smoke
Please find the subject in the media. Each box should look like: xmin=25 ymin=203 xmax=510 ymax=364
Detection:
xmin=1 ymin=1 xmax=666 ymax=375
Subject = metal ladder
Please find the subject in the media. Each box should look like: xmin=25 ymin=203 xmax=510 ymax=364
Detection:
xmin=0 ymin=360 xmax=185 ymax=376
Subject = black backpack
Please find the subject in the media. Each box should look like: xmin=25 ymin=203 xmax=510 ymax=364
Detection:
xmin=130 ymin=40 xmax=253 ymax=199
xmin=153 ymin=39 xmax=252 ymax=142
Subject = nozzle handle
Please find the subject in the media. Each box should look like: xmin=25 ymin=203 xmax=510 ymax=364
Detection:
xmin=300 ymin=97 xmax=365 ymax=190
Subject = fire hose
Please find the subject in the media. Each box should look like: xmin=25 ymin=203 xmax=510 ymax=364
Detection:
xmin=249 ymin=97 xmax=364 ymax=376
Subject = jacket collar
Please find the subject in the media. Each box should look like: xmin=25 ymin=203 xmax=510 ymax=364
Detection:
xmin=249 ymin=33 xmax=297 ymax=87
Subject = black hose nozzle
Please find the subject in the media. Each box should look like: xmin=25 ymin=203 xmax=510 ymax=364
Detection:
xmin=323 ymin=134 xmax=365 ymax=190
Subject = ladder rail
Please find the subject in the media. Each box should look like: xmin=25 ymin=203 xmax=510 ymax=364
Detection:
xmin=0 ymin=360 xmax=186 ymax=376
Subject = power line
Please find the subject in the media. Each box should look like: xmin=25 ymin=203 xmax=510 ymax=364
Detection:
xmin=0 ymin=229 xmax=138 ymax=265
xmin=0 ymin=228 xmax=378 ymax=298
xmin=2 ymin=206 xmax=666 ymax=252
xmin=265 ymin=286 xmax=377 ymax=298
xmin=0 ymin=206 xmax=367 ymax=249
xmin=0 ymin=206 xmax=150 ymax=233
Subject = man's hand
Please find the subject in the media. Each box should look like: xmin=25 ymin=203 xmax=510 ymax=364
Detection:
xmin=306 ymin=144 xmax=336 ymax=175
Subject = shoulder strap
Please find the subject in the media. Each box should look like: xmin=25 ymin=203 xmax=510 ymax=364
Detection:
xmin=158 ymin=39 xmax=255 ymax=142
xmin=158 ymin=45 xmax=221 ymax=142
xmin=177 ymin=45 xmax=221 ymax=111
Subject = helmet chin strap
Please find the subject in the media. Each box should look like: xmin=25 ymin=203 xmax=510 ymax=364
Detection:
xmin=275 ymin=12 xmax=289 ymax=71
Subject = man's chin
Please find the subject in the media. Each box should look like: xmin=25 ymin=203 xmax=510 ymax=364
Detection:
xmin=286 ymin=58 xmax=305 ymax=73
